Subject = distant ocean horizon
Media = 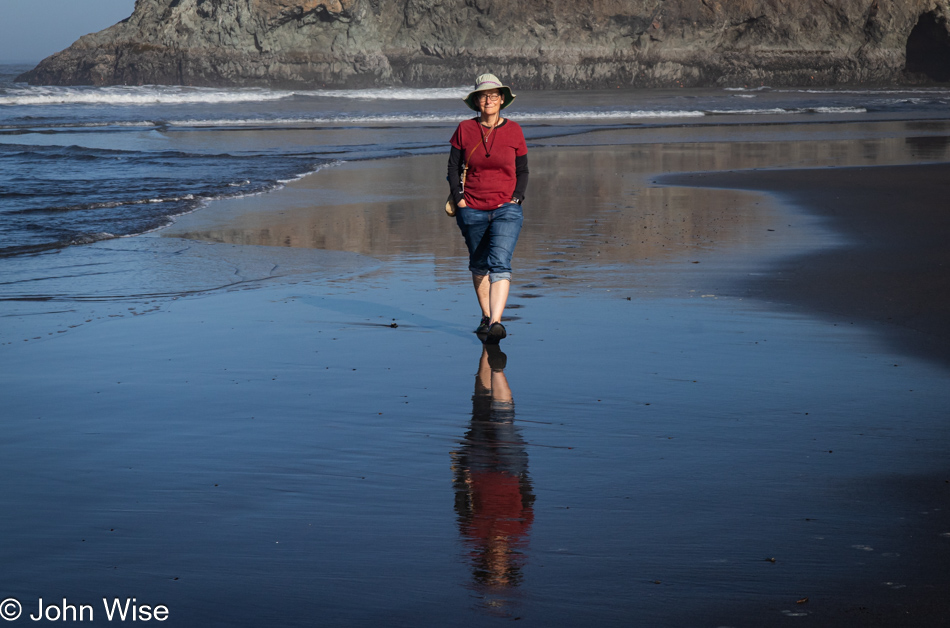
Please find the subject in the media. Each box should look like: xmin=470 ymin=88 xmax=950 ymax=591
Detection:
xmin=2 ymin=62 xmax=949 ymax=258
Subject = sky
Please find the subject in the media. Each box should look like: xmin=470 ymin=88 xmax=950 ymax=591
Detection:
xmin=0 ymin=0 xmax=137 ymax=63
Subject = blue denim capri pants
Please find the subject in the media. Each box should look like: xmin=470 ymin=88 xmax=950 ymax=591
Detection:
xmin=455 ymin=202 xmax=524 ymax=283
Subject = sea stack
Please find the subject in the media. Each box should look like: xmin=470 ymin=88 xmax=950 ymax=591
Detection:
xmin=17 ymin=0 xmax=950 ymax=88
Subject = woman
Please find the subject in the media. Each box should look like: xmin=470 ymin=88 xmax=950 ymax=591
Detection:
xmin=447 ymin=73 xmax=529 ymax=344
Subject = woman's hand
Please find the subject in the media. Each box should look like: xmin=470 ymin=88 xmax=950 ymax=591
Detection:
xmin=458 ymin=199 xmax=467 ymax=208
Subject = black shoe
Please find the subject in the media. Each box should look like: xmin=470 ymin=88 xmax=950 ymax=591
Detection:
xmin=475 ymin=316 xmax=491 ymax=334
xmin=483 ymin=322 xmax=507 ymax=345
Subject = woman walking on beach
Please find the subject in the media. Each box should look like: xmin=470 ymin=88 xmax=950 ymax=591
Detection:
xmin=448 ymin=73 xmax=529 ymax=344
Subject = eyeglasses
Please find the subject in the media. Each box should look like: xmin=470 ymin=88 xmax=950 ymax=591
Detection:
xmin=477 ymin=93 xmax=502 ymax=102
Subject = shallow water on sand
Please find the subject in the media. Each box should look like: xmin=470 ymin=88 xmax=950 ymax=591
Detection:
xmin=163 ymin=122 xmax=950 ymax=294
xmin=2 ymin=259 xmax=949 ymax=626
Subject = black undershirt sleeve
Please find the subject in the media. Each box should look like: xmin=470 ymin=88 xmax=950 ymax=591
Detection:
xmin=447 ymin=146 xmax=464 ymax=205
xmin=513 ymin=154 xmax=529 ymax=204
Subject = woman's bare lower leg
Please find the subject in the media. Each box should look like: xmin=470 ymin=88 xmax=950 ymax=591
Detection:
xmin=472 ymin=273 xmax=490 ymax=318
xmin=489 ymin=279 xmax=510 ymax=324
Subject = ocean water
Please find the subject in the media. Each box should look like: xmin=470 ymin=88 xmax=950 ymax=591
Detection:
xmin=2 ymin=61 xmax=949 ymax=257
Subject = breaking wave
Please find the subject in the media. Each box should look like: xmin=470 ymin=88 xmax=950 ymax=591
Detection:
xmin=0 ymin=84 xmax=471 ymax=106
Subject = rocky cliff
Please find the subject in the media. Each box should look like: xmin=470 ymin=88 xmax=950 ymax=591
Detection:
xmin=17 ymin=0 xmax=950 ymax=87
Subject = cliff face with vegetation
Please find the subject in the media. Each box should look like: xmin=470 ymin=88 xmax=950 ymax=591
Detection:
xmin=18 ymin=0 xmax=950 ymax=87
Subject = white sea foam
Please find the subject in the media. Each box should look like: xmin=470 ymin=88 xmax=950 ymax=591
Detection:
xmin=166 ymin=106 xmax=869 ymax=127
xmin=165 ymin=114 xmax=459 ymax=126
xmin=0 ymin=120 xmax=158 ymax=130
xmin=315 ymin=87 xmax=469 ymax=100
xmin=776 ymin=87 xmax=950 ymax=96
xmin=726 ymin=85 xmax=950 ymax=98
xmin=0 ymin=110 xmax=755 ymax=130
xmin=811 ymin=106 xmax=868 ymax=114
xmin=705 ymin=108 xmax=798 ymax=115
xmin=275 ymin=160 xmax=343 ymax=185
xmin=705 ymin=106 xmax=866 ymax=115
xmin=514 ymin=110 xmax=707 ymax=120
xmin=167 ymin=109 xmax=710 ymax=127
xmin=0 ymin=104 xmax=872 ymax=134
xmin=0 ymin=84 xmax=471 ymax=106
xmin=165 ymin=107 xmax=867 ymax=129
xmin=0 ymin=85 xmax=295 ymax=106
xmin=106 ymin=161 xmax=342 ymax=241
xmin=69 ymin=232 xmax=116 ymax=245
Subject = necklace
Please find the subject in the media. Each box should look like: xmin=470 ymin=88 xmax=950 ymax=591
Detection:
xmin=479 ymin=119 xmax=500 ymax=157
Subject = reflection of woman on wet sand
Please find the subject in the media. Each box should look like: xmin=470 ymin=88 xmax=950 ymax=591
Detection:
xmin=451 ymin=346 xmax=534 ymax=592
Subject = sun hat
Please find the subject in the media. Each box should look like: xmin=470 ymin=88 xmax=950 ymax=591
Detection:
xmin=463 ymin=73 xmax=516 ymax=111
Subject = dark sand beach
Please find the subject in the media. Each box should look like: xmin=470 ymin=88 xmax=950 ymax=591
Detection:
xmin=3 ymin=120 xmax=950 ymax=626
xmin=666 ymin=162 xmax=950 ymax=369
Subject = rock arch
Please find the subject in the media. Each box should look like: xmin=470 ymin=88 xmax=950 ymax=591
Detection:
xmin=905 ymin=10 xmax=950 ymax=82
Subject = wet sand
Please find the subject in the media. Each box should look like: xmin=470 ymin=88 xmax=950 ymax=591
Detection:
xmin=661 ymin=162 xmax=950 ymax=626
xmin=665 ymin=163 xmax=950 ymax=369
xmin=3 ymin=122 xmax=950 ymax=627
